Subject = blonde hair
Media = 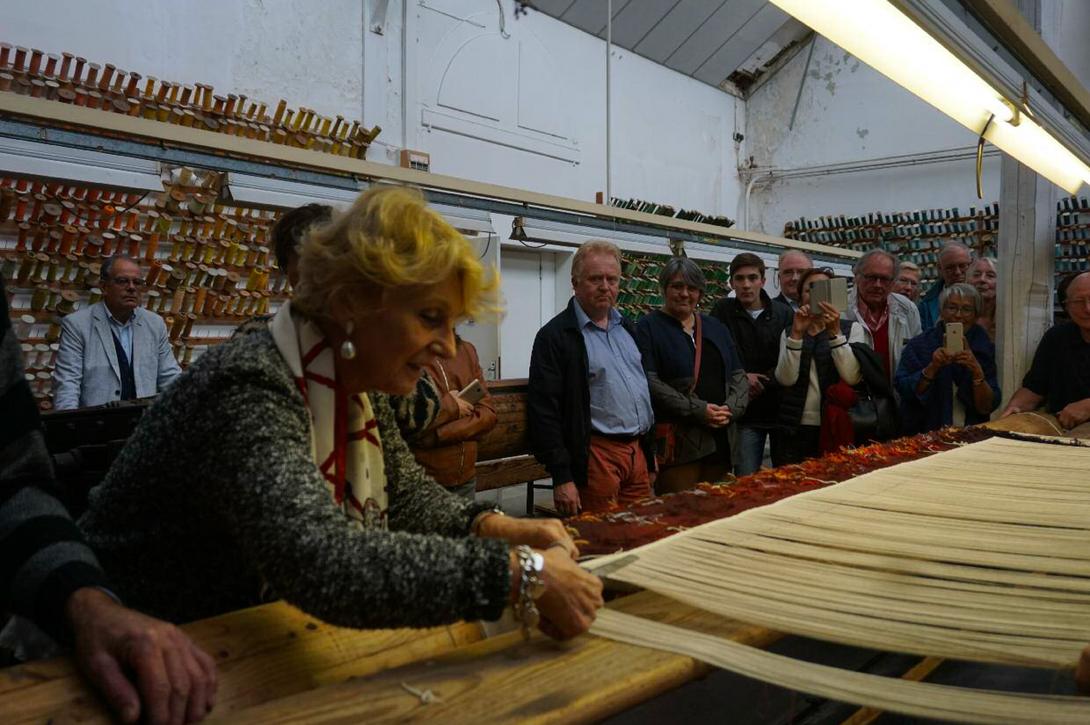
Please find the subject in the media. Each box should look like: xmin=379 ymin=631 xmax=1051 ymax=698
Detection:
xmin=900 ymin=261 xmax=921 ymax=273
xmin=293 ymin=186 xmax=499 ymax=321
xmin=572 ymin=240 xmax=623 ymax=280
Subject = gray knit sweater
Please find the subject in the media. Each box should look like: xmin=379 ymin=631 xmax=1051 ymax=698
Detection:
xmin=78 ymin=324 xmax=510 ymax=627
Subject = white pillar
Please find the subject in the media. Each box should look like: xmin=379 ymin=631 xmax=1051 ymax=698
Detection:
xmin=996 ymin=157 xmax=1055 ymax=399
xmin=995 ymin=0 xmax=1057 ymax=402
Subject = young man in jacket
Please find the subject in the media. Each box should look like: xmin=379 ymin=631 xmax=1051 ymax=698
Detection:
xmin=711 ymin=253 xmax=793 ymax=476
xmin=528 ymin=241 xmax=655 ymax=515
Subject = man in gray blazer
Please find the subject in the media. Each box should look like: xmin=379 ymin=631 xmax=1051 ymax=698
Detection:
xmin=53 ymin=255 xmax=181 ymax=410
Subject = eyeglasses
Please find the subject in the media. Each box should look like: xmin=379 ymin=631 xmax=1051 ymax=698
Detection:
xmin=942 ymin=303 xmax=976 ymax=315
xmin=110 ymin=276 xmax=147 ymax=288
xmin=861 ymin=273 xmax=893 ymax=285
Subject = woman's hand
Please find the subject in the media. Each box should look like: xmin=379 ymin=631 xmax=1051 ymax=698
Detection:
xmin=790 ymin=306 xmax=811 ymax=339
xmin=704 ymin=404 xmax=732 ymax=428
xmin=954 ymin=350 xmax=983 ymax=379
xmin=929 ymin=347 xmax=952 ymax=371
xmin=450 ymin=392 xmax=474 ymax=419
xmin=535 ymin=548 xmax=604 ymax=640
xmin=816 ymin=301 xmax=841 ymax=337
xmin=478 ymin=514 xmax=579 ymax=558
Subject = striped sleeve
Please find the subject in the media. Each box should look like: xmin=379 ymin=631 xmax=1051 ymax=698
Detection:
xmin=1 ymin=280 xmax=110 ymax=642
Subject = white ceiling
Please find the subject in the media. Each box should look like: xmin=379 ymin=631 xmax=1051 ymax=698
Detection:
xmin=528 ymin=0 xmax=811 ymax=93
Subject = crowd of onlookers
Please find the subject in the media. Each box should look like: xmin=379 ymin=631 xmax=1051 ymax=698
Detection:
xmin=527 ymin=239 xmax=1030 ymax=516
xmin=3 ymin=190 xmax=1090 ymax=722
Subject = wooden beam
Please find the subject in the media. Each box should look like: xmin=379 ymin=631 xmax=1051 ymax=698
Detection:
xmin=839 ymin=656 xmax=944 ymax=725
xmin=968 ymin=0 xmax=1090 ymax=133
xmin=213 ymin=592 xmax=784 ymax=724
xmin=0 ymin=93 xmax=860 ymax=260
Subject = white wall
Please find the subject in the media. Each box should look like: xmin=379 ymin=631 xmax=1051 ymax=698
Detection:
xmin=744 ymin=35 xmax=1001 ymax=238
xmin=1043 ymin=0 xmax=1090 ymax=90
xmin=4 ymin=0 xmax=741 ymax=220
xmin=5 ymin=0 xmax=366 ymax=122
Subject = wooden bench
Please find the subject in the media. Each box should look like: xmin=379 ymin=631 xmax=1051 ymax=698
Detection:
xmin=473 ymin=378 xmax=551 ymax=514
xmin=38 ymin=380 xmax=552 ymax=516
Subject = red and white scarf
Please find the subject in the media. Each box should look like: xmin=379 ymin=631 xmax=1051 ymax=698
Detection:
xmin=269 ymin=302 xmax=388 ymax=529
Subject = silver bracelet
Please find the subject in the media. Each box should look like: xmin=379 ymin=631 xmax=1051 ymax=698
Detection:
xmin=513 ymin=545 xmax=545 ymax=638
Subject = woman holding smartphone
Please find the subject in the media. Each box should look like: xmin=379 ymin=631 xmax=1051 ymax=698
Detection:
xmin=895 ymin=283 xmax=999 ymax=434
xmin=775 ymin=268 xmax=866 ymax=464
xmin=408 ymin=335 xmax=498 ymax=499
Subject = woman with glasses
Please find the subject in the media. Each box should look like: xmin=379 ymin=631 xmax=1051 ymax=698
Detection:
xmin=635 ymin=257 xmax=748 ymax=493
xmin=895 ymin=283 xmax=999 ymax=434
xmin=52 ymin=254 xmax=181 ymax=409
xmin=775 ymin=268 xmax=865 ymax=463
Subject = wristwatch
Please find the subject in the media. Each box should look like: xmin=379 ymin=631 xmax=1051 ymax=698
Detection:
xmin=514 ymin=545 xmax=546 ymax=637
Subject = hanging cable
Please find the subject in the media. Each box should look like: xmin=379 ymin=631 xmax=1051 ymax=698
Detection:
xmin=976 ymin=114 xmax=995 ymax=200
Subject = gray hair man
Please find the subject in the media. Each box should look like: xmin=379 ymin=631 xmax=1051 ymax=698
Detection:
xmin=918 ymin=242 xmax=973 ymax=330
xmin=528 ymin=240 xmax=655 ymax=516
xmin=843 ymin=248 xmax=922 ymax=385
xmin=52 ymin=254 xmax=181 ymax=409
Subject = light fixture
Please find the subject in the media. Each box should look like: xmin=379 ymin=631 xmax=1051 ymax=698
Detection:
xmin=770 ymin=0 xmax=1090 ymax=194
xmin=225 ymin=173 xmax=363 ymax=209
xmin=0 ymin=136 xmax=163 ymax=193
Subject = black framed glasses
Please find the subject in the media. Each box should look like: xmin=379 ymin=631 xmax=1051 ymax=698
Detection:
xmin=110 ymin=276 xmax=147 ymax=288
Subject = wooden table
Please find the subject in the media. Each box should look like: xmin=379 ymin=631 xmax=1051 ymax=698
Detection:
xmin=0 ymin=592 xmax=781 ymax=724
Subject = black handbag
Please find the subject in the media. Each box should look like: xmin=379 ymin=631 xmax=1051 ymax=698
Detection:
xmin=849 ymin=380 xmax=900 ymax=444
xmin=847 ymin=342 xmax=900 ymax=444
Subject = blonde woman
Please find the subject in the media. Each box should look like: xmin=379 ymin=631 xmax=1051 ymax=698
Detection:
xmin=80 ymin=187 xmax=601 ymax=643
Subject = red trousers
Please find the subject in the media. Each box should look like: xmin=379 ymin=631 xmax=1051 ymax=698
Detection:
xmin=582 ymin=435 xmax=652 ymax=513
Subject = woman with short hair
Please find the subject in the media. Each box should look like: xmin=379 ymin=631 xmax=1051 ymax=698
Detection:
xmin=635 ymin=257 xmax=748 ymax=493
xmin=80 ymin=186 xmax=601 ymax=640
xmin=895 ymin=282 xmax=1000 ymax=434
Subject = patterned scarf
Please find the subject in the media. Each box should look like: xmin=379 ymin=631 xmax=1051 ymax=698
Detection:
xmin=269 ymin=302 xmax=388 ymax=529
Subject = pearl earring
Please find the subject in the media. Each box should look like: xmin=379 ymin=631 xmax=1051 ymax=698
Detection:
xmin=340 ymin=321 xmax=357 ymax=360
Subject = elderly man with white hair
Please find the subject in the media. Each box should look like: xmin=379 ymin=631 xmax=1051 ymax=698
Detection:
xmin=918 ymin=242 xmax=973 ymax=330
xmin=843 ymin=248 xmax=922 ymax=385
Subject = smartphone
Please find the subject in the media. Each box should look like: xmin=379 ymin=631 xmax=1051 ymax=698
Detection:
xmin=809 ymin=277 xmax=848 ymax=313
xmin=458 ymin=379 xmax=485 ymax=406
xmin=944 ymin=322 xmax=965 ymax=353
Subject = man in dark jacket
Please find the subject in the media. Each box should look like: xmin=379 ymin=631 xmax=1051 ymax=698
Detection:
xmin=773 ymin=249 xmax=812 ymax=311
xmin=711 ymin=253 xmax=793 ymax=475
xmin=528 ymin=241 xmax=655 ymax=515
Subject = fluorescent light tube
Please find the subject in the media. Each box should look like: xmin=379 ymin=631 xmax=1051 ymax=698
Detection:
xmin=770 ymin=0 xmax=1090 ymax=193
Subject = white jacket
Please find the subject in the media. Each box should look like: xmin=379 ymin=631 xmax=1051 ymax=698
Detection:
xmin=843 ymin=289 xmax=922 ymax=384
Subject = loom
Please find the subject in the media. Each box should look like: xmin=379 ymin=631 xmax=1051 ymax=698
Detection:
xmin=587 ymin=427 xmax=1090 ymax=724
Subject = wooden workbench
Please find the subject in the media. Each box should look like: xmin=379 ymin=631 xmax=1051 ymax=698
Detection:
xmin=0 ymin=592 xmax=781 ymax=724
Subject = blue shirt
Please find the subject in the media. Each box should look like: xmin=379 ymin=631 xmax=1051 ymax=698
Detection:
xmin=106 ymin=309 xmax=134 ymax=364
xmin=573 ymin=302 xmax=654 ymax=436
